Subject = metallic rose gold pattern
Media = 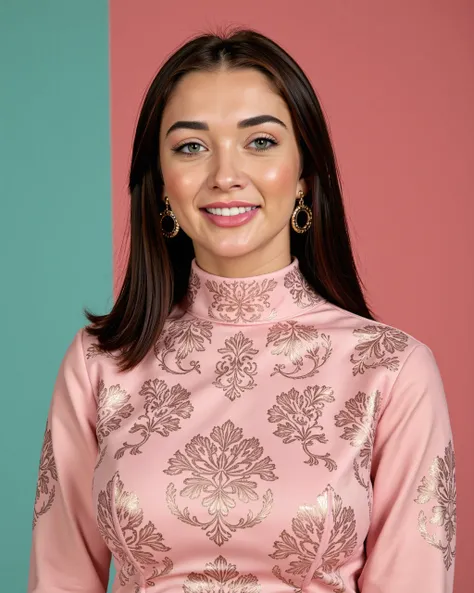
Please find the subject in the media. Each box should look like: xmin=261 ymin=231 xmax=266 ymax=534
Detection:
xmin=283 ymin=268 xmax=322 ymax=309
xmin=154 ymin=318 xmax=213 ymax=375
xmin=164 ymin=419 xmax=278 ymax=546
xmin=183 ymin=555 xmax=261 ymax=592
xmin=414 ymin=440 xmax=457 ymax=570
xmin=205 ymin=277 xmax=278 ymax=323
xmin=187 ymin=268 xmax=201 ymax=306
xmin=85 ymin=342 xmax=117 ymax=360
xmin=268 ymin=386 xmax=337 ymax=471
xmin=95 ymin=379 xmax=134 ymax=469
xmin=270 ymin=485 xmax=356 ymax=593
xmin=33 ymin=421 xmax=58 ymax=529
xmin=97 ymin=471 xmax=173 ymax=589
xmin=350 ymin=325 xmax=409 ymax=375
xmin=28 ymin=258 xmax=456 ymax=593
xmin=115 ymin=379 xmax=193 ymax=458
xmin=335 ymin=390 xmax=382 ymax=516
xmin=266 ymin=321 xmax=332 ymax=379
xmin=213 ymin=331 xmax=259 ymax=401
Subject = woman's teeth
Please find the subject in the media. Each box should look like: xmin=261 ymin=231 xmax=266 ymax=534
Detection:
xmin=205 ymin=206 xmax=257 ymax=216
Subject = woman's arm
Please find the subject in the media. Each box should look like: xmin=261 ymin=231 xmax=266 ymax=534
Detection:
xmin=28 ymin=328 xmax=111 ymax=593
xmin=358 ymin=344 xmax=457 ymax=592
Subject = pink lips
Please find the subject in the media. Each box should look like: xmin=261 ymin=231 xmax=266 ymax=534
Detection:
xmin=201 ymin=201 xmax=260 ymax=228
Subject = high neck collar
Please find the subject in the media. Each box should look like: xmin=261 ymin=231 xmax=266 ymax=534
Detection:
xmin=184 ymin=258 xmax=324 ymax=325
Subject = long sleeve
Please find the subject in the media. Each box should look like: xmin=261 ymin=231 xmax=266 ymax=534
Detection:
xmin=28 ymin=327 xmax=111 ymax=593
xmin=358 ymin=344 xmax=457 ymax=592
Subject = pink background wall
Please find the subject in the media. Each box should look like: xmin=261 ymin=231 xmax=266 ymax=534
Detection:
xmin=109 ymin=1 xmax=473 ymax=589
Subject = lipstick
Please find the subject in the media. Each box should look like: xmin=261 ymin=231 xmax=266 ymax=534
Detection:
xmin=200 ymin=201 xmax=260 ymax=228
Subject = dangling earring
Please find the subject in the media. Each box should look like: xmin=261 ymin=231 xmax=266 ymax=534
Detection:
xmin=291 ymin=190 xmax=312 ymax=233
xmin=160 ymin=196 xmax=180 ymax=238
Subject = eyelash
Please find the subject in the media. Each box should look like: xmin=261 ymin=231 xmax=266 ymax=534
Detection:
xmin=171 ymin=135 xmax=278 ymax=157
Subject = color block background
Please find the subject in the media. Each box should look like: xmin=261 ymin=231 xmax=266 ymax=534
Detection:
xmin=0 ymin=0 xmax=113 ymax=590
xmin=1 ymin=1 xmax=472 ymax=591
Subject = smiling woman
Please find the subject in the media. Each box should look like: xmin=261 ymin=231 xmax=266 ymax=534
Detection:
xmin=166 ymin=113 xmax=287 ymax=230
xmin=158 ymin=68 xmax=306 ymax=270
xmin=28 ymin=27 xmax=456 ymax=593
xmin=86 ymin=27 xmax=378 ymax=369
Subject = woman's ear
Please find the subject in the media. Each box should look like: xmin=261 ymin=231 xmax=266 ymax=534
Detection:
xmin=299 ymin=178 xmax=309 ymax=195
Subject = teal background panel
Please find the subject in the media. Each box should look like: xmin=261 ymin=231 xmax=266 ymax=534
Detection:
xmin=0 ymin=1 xmax=113 ymax=590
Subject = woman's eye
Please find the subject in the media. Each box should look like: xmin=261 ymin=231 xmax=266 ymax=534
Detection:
xmin=248 ymin=137 xmax=277 ymax=151
xmin=173 ymin=136 xmax=277 ymax=157
xmin=173 ymin=142 xmax=205 ymax=155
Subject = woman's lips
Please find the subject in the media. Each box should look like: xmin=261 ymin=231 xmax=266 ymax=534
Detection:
xmin=200 ymin=202 xmax=260 ymax=228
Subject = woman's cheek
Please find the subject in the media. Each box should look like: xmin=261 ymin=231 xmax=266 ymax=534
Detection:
xmin=165 ymin=172 xmax=199 ymax=211
xmin=261 ymin=159 xmax=296 ymax=189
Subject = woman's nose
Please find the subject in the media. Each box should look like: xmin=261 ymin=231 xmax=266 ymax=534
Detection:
xmin=207 ymin=144 xmax=247 ymax=192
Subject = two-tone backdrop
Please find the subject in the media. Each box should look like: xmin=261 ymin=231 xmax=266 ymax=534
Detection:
xmin=1 ymin=1 xmax=472 ymax=591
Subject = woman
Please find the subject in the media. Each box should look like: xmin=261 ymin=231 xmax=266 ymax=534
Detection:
xmin=28 ymin=28 xmax=456 ymax=593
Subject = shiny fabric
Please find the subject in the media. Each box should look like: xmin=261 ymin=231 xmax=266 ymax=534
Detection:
xmin=28 ymin=258 xmax=456 ymax=592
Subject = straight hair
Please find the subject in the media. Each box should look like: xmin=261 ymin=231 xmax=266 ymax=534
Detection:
xmin=84 ymin=26 xmax=377 ymax=373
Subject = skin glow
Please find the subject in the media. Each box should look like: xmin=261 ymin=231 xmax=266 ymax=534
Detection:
xmin=158 ymin=68 xmax=307 ymax=278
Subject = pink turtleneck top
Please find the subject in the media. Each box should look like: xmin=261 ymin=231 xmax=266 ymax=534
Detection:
xmin=28 ymin=258 xmax=456 ymax=593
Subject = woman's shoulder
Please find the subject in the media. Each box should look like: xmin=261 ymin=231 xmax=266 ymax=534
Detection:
xmin=311 ymin=297 xmax=435 ymax=375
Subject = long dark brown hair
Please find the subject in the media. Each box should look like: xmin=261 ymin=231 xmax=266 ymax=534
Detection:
xmin=84 ymin=26 xmax=377 ymax=373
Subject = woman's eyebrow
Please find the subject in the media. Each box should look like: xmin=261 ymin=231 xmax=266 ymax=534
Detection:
xmin=165 ymin=114 xmax=287 ymax=137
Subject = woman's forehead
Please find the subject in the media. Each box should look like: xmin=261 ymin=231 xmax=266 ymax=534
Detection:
xmin=162 ymin=69 xmax=288 ymax=125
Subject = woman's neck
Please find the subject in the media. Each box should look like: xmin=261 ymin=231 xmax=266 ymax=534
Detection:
xmin=193 ymin=244 xmax=292 ymax=279
xmin=183 ymin=256 xmax=324 ymax=326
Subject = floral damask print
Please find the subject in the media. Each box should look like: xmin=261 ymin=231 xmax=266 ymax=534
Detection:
xmin=283 ymin=268 xmax=322 ymax=309
xmin=115 ymin=378 xmax=193 ymax=458
xmin=183 ymin=555 xmax=261 ymax=593
xmin=85 ymin=342 xmax=117 ymax=360
xmin=164 ymin=419 xmax=278 ymax=546
xmin=154 ymin=318 xmax=213 ymax=375
xmin=213 ymin=331 xmax=259 ymax=401
xmin=205 ymin=277 xmax=278 ymax=323
xmin=414 ymin=440 xmax=456 ymax=570
xmin=350 ymin=325 xmax=409 ymax=375
xmin=266 ymin=321 xmax=332 ymax=379
xmin=270 ymin=485 xmax=357 ymax=593
xmin=187 ymin=268 xmax=201 ymax=305
xmin=334 ymin=390 xmax=382 ymax=506
xmin=95 ymin=379 xmax=134 ymax=469
xmin=268 ymin=386 xmax=337 ymax=471
xmin=33 ymin=421 xmax=58 ymax=529
xmin=97 ymin=471 xmax=173 ymax=590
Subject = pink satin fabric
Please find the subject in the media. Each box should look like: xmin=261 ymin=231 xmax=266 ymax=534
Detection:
xmin=28 ymin=258 xmax=456 ymax=592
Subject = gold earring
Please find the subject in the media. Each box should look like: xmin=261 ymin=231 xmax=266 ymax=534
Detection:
xmin=160 ymin=196 xmax=180 ymax=238
xmin=291 ymin=190 xmax=312 ymax=233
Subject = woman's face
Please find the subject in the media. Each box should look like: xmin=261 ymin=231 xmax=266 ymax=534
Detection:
xmin=159 ymin=67 xmax=307 ymax=275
